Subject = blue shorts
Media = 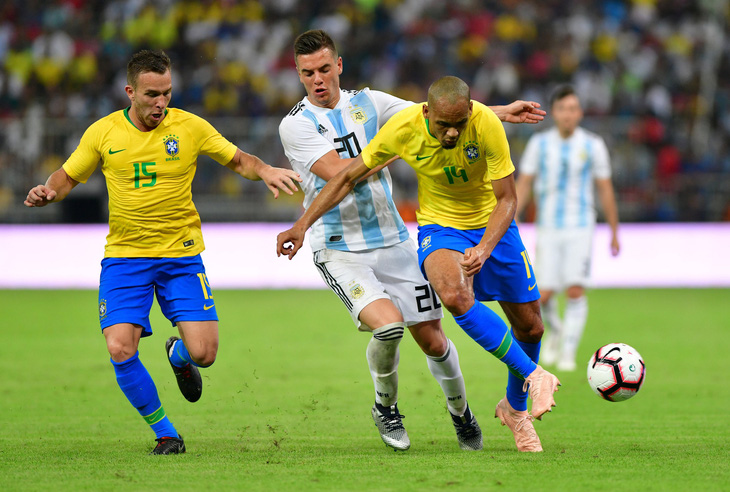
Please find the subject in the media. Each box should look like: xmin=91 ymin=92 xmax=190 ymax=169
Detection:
xmin=417 ymin=221 xmax=540 ymax=303
xmin=98 ymin=255 xmax=217 ymax=337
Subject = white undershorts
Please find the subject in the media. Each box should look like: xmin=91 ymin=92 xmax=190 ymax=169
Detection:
xmin=535 ymin=227 xmax=594 ymax=291
xmin=313 ymin=239 xmax=443 ymax=330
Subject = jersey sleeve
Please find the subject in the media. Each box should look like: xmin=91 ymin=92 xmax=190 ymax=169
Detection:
xmin=195 ymin=116 xmax=237 ymax=165
xmin=518 ymin=133 xmax=541 ymax=176
xmin=278 ymin=115 xmax=333 ymax=170
xmin=592 ymin=136 xmax=612 ymax=179
xmin=478 ymin=104 xmax=515 ymax=180
xmin=367 ymin=89 xmax=414 ymax=125
xmin=62 ymin=124 xmax=103 ymax=184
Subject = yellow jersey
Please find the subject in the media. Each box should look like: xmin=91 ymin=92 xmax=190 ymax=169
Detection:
xmin=63 ymin=107 xmax=237 ymax=258
xmin=360 ymin=101 xmax=514 ymax=229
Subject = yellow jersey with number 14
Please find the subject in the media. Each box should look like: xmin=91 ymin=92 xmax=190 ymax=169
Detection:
xmin=62 ymin=107 xmax=237 ymax=258
xmin=360 ymin=101 xmax=514 ymax=229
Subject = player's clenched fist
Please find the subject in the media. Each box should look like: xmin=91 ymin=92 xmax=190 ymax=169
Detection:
xmin=276 ymin=225 xmax=305 ymax=260
xmin=24 ymin=185 xmax=57 ymax=207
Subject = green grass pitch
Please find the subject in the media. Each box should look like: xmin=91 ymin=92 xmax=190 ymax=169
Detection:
xmin=1 ymin=288 xmax=728 ymax=491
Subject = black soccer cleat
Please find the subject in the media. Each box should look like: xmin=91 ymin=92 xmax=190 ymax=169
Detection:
xmin=165 ymin=336 xmax=202 ymax=402
xmin=450 ymin=404 xmax=483 ymax=451
xmin=150 ymin=435 xmax=186 ymax=455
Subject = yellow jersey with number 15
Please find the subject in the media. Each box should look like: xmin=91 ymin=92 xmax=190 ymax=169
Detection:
xmin=62 ymin=107 xmax=237 ymax=258
xmin=360 ymin=101 xmax=514 ymax=229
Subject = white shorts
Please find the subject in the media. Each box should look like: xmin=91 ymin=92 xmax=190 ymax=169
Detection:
xmin=313 ymin=239 xmax=443 ymax=330
xmin=535 ymin=227 xmax=594 ymax=291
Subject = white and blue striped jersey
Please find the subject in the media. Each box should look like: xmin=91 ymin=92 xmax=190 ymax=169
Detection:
xmin=519 ymin=126 xmax=611 ymax=229
xmin=279 ymin=88 xmax=412 ymax=252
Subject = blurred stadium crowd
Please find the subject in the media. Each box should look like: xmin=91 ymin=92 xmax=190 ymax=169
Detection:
xmin=1 ymin=0 xmax=729 ymax=223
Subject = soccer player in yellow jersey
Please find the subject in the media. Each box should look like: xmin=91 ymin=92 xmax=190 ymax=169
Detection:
xmin=277 ymin=76 xmax=561 ymax=452
xmin=25 ymin=50 xmax=301 ymax=455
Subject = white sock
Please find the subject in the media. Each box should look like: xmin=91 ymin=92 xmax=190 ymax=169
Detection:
xmin=561 ymin=296 xmax=588 ymax=364
xmin=540 ymin=297 xmax=562 ymax=365
xmin=426 ymin=338 xmax=467 ymax=416
xmin=542 ymin=296 xmax=563 ymax=337
xmin=366 ymin=323 xmax=404 ymax=407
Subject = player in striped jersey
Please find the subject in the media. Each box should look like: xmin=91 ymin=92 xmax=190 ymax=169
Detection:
xmin=279 ymin=30 xmax=546 ymax=451
xmin=278 ymin=75 xmax=562 ymax=453
xmin=24 ymin=49 xmax=301 ymax=455
xmin=516 ymin=85 xmax=620 ymax=372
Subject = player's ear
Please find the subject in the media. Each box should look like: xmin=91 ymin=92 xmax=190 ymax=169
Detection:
xmin=124 ymin=85 xmax=134 ymax=101
xmin=337 ymin=56 xmax=343 ymax=75
xmin=422 ymin=104 xmax=429 ymax=119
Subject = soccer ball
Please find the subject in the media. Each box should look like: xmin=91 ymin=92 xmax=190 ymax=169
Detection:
xmin=587 ymin=343 xmax=646 ymax=402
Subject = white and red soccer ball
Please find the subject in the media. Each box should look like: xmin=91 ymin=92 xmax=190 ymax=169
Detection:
xmin=587 ymin=343 xmax=646 ymax=402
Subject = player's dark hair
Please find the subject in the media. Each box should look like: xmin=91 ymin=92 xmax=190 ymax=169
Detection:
xmin=549 ymin=84 xmax=577 ymax=107
xmin=294 ymin=29 xmax=338 ymax=58
xmin=127 ymin=49 xmax=171 ymax=88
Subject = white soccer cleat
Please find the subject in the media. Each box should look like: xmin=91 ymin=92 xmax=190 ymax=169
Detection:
xmin=371 ymin=402 xmax=410 ymax=451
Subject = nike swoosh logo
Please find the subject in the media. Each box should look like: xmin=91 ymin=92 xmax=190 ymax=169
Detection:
xmin=109 ymin=148 xmax=126 ymax=155
xmin=203 ymin=304 xmax=215 ymax=310
xmin=416 ymin=155 xmax=432 ymax=161
xmin=528 ymin=283 xmax=537 ymax=291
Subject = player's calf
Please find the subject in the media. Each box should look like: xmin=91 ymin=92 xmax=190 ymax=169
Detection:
xmin=166 ymin=336 xmax=203 ymax=402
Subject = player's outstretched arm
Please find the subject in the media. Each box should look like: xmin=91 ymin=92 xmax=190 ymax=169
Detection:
xmin=277 ymin=155 xmax=371 ymax=260
xmin=490 ymin=101 xmax=546 ymax=124
xmin=24 ymin=167 xmax=79 ymax=207
xmin=227 ymin=149 xmax=302 ymax=198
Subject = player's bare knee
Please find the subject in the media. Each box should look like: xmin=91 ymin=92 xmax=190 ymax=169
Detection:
xmin=188 ymin=342 xmax=218 ymax=367
xmin=106 ymin=340 xmax=136 ymax=362
xmin=566 ymin=285 xmax=585 ymax=298
xmin=512 ymin=319 xmax=544 ymax=343
xmin=416 ymin=335 xmax=448 ymax=357
xmin=194 ymin=348 xmax=217 ymax=367
xmin=437 ymin=289 xmax=473 ymax=316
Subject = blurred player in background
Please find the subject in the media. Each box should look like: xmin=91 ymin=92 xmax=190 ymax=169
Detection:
xmin=24 ymin=49 xmax=300 ymax=455
xmin=278 ymin=74 xmax=560 ymax=452
xmin=516 ymin=84 xmax=620 ymax=372
xmin=279 ymin=30 xmax=546 ymax=451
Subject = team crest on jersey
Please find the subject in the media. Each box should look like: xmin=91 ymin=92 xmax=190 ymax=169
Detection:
xmin=463 ymin=141 xmax=480 ymax=162
xmin=163 ymin=134 xmax=180 ymax=156
xmin=317 ymin=124 xmax=328 ymax=135
xmin=349 ymin=283 xmax=365 ymax=299
xmin=350 ymin=106 xmax=368 ymax=124
xmin=99 ymin=299 xmax=107 ymax=320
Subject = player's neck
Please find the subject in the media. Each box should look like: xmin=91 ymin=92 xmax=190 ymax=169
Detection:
xmin=558 ymin=127 xmax=576 ymax=139
xmin=128 ymin=106 xmax=165 ymax=132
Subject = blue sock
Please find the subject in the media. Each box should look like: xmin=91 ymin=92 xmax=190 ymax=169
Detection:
xmin=506 ymin=330 xmax=541 ymax=411
xmin=168 ymin=339 xmax=200 ymax=368
xmin=453 ymin=303 xmax=537 ymax=379
xmin=111 ymin=351 xmax=178 ymax=439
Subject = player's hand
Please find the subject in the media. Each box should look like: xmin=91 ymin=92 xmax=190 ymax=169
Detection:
xmin=460 ymin=246 xmax=488 ymax=277
xmin=501 ymin=101 xmax=546 ymax=124
xmin=24 ymin=185 xmax=57 ymax=207
xmin=277 ymin=224 xmax=306 ymax=260
xmin=610 ymin=236 xmax=620 ymax=257
xmin=260 ymin=167 xmax=302 ymax=199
